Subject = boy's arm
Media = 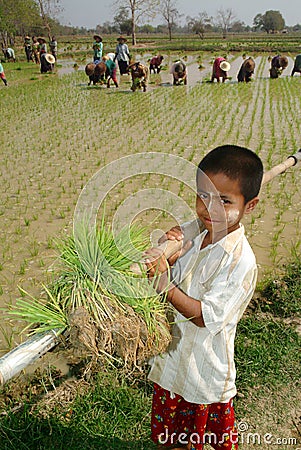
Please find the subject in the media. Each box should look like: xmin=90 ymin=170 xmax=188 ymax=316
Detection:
xmin=144 ymin=246 xmax=205 ymax=327
xmin=166 ymin=282 xmax=205 ymax=327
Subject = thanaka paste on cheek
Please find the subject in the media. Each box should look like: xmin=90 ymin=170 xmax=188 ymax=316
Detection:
xmin=226 ymin=209 xmax=240 ymax=225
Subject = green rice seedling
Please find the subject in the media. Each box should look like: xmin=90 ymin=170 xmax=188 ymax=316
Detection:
xmin=7 ymin=286 xmax=68 ymax=335
xmin=19 ymin=259 xmax=27 ymax=275
xmin=29 ymin=239 xmax=39 ymax=257
xmin=0 ymin=324 xmax=15 ymax=350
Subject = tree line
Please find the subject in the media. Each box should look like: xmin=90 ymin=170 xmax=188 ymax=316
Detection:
xmin=0 ymin=0 xmax=63 ymax=45
xmin=1 ymin=0 xmax=300 ymax=47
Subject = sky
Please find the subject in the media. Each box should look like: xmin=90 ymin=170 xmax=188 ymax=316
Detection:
xmin=58 ymin=0 xmax=300 ymax=29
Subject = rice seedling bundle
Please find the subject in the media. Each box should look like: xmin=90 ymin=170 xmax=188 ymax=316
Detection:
xmin=8 ymin=218 xmax=171 ymax=368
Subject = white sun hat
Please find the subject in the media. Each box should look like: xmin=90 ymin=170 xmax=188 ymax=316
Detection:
xmin=45 ymin=53 xmax=55 ymax=64
xmin=220 ymin=61 xmax=230 ymax=71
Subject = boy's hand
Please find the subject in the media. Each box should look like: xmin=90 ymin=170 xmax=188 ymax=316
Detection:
xmin=144 ymin=247 xmax=170 ymax=293
xmin=158 ymin=226 xmax=192 ymax=266
xmin=159 ymin=225 xmax=184 ymax=243
xmin=144 ymin=247 xmax=169 ymax=275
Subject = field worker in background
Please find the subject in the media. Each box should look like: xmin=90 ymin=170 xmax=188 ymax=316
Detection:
xmin=1 ymin=45 xmax=16 ymax=62
xmin=211 ymin=57 xmax=230 ymax=82
xmin=114 ymin=36 xmax=130 ymax=75
xmin=32 ymin=36 xmax=40 ymax=64
xmin=49 ymin=36 xmax=58 ymax=61
xmin=149 ymin=55 xmax=164 ymax=74
xmin=291 ymin=54 xmax=301 ymax=76
xmin=24 ymin=36 xmax=33 ymax=62
xmin=0 ymin=62 xmax=8 ymax=86
xmin=145 ymin=145 xmax=263 ymax=450
xmin=170 ymin=60 xmax=187 ymax=85
xmin=103 ymin=55 xmax=118 ymax=88
xmin=40 ymin=53 xmax=55 ymax=74
xmin=38 ymin=37 xmax=47 ymax=56
xmin=269 ymin=55 xmax=288 ymax=79
xmin=93 ymin=35 xmax=103 ymax=62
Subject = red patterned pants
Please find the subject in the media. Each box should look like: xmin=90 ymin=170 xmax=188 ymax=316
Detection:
xmin=151 ymin=383 xmax=238 ymax=449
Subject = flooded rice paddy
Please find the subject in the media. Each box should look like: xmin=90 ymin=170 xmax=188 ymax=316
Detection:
xmin=0 ymin=52 xmax=300 ymax=354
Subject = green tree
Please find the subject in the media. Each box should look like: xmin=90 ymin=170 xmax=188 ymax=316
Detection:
xmin=0 ymin=0 xmax=41 ymax=43
xmin=0 ymin=0 xmax=61 ymax=44
xmin=139 ymin=24 xmax=156 ymax=33
xmin=253 ymin=10 xmax=285 ymax=33
xmin=186 ymin=11 xmax=212 ymax=39
xmin=253 ymin=13 xmax=263 ymax=31
xmin=231 ymin=20 xmax=247 ymax=33
xmin=35 ymin=0 xmax=62 ymax=40
xmin=113 ymin=7 xmax=132 ymax=35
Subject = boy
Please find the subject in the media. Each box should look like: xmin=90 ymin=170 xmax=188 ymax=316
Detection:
xmin=145 ymin=145 xmax=263 ymax=450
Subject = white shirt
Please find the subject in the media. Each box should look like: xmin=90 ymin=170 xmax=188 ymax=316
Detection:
xmin=115 ymin=43 xmax=130 ymax=62
xmin=148 ymin=225 xmax=257 ymax=404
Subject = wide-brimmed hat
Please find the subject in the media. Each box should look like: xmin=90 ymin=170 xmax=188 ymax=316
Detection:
xmin=85 ymin=63 xmax=95 ymax=76
xmin=93 ymin=35 xmax=102 ymax=41
xmin=220 ymin=61 xmax=230 ymax=71
xmin=37 ymin=37 xmax=46 ymax=44
xmin=25 ymin=35 xmax=30 ymax=40
xmin=107 ymin=52 xmax=116 ymax=61
xmin=45 ymin=53 xmax=55 ymax=64
xmin=279 ymin=56 xmax=288 ymax=68
xmin=117 ymin=36 xmax=127 ymax=42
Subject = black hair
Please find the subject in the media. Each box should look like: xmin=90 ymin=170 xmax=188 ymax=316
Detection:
xmin=197 ymin=145 xmax=263 ymax=203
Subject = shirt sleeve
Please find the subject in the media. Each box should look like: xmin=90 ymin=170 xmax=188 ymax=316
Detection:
xmin=201 ymin=260 xmax=257 ymax=336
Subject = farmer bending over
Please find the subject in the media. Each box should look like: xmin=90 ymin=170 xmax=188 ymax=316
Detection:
xmin=0 ymin=62 xmax=8 ymax=86
xmin=145 ymin=145 xmax=263 ymax=450
xmin=103 ymin=54 xmax=118 ymax=88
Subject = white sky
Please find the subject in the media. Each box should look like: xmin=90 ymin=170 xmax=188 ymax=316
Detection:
xmin=58 ymin=0 xmax=300 ymax=29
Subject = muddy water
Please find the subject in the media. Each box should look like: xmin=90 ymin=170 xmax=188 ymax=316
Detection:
xmin=58 ymin=53 xmax=295 ymax=89
xmin=57 ymin=54 xmax=205 ymax=87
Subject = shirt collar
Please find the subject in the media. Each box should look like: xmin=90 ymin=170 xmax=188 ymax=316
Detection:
xmin=195 ymin=224 xmax=245 ymax=255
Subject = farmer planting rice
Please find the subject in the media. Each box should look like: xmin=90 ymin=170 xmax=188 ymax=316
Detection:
xmin=144 ymin=145 xmax=263 ymax=449
xmin=211 ymin=57 xmax=230 ymax=83
xmin=291 ymin=54 xmax=301 ymax=76
xmin=103 ymin=54 xmax=118 ymax=88
xmin=149 ymin=55 xmax=164 ymax=74
xmin=40 ymin=53 xmax=55 ymax=74
xmin=269 ymin=55 xmax=288 ymax=79
xmin=129 ymin=61 xmax=149 ymax=91
xmin=237 ymin=57 xmax=255 ymax=82
xmin=170 ymin=60 xmax=187 ymax=85
xmin=0 ymin=62 xmax=8 ymax=86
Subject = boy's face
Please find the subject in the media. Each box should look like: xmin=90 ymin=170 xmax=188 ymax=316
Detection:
xmin=196 ymin=171 xmax=259 ymax=239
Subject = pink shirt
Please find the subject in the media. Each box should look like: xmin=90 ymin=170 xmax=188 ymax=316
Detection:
xmin=213 ymin=57 xmax=226 ymax=78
